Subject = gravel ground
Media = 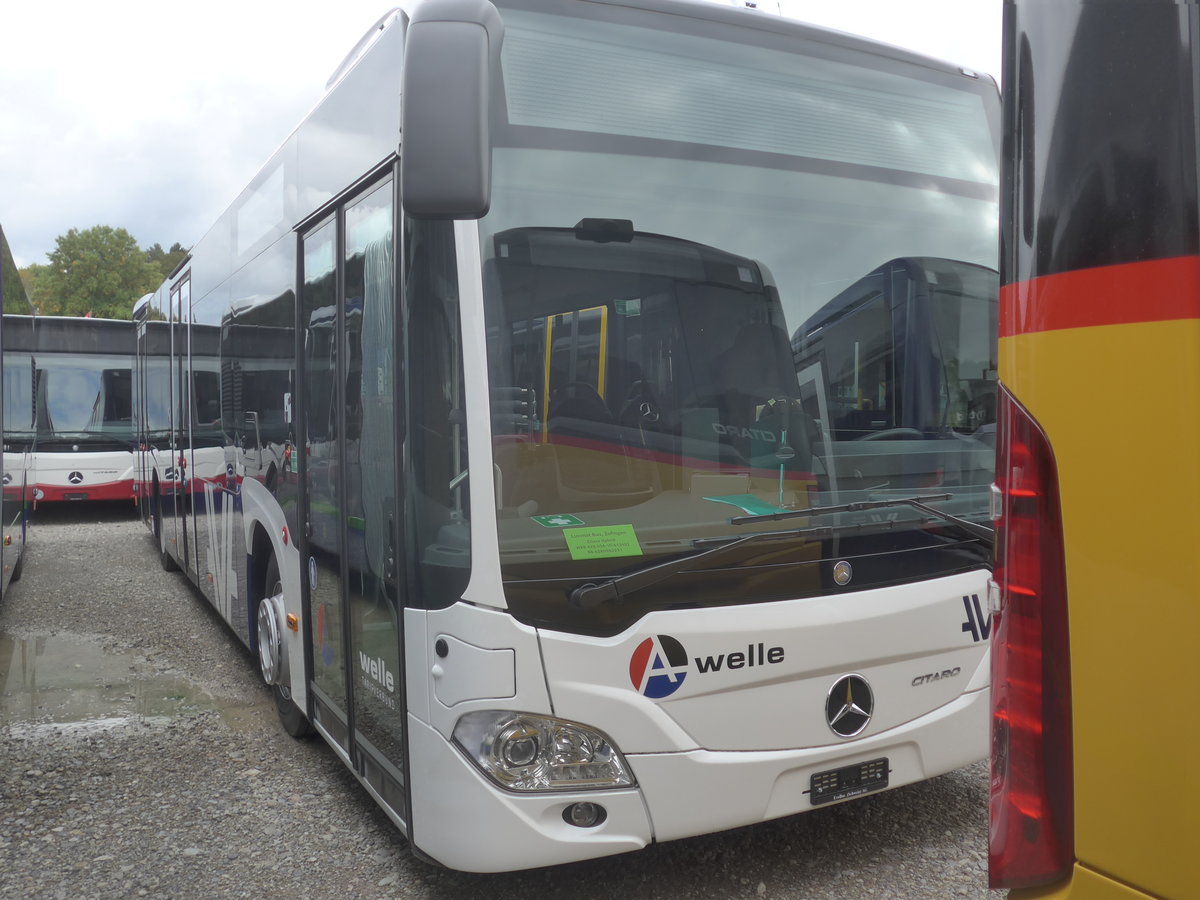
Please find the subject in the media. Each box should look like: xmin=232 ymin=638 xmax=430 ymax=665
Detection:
xmin=0 ymin=502 xmax=1005 ymax=899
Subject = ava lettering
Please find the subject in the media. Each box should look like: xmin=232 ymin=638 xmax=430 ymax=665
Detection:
xmin=961 ymin=593 xmax=992 ymax=643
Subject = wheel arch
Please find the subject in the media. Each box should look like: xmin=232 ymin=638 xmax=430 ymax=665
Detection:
xmin=239 ymin=476 xmax=308 ymax=715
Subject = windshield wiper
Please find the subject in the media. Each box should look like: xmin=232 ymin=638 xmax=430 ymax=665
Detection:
xmin=729 ymin=492 xmax=994 ymax=543
xmin=569 ymin=524 xmax=831 ymax=610
xmin=568 ymin=493 xmax=993 ymax=610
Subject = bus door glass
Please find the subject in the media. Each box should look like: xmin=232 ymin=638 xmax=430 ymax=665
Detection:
xmin=135 ymin=316 xmax=149 ymax=521
xmin=169 ymin=276 xmax=191 ymax=571
xmin=143 ymin=318 xmax=174 ymax=533
xmin=301 ymin=177 xmax=405 ymax=803
xmin=188 ymin=320 xmax=231 ymax=622
xmin=301 ymin=217 xmax=347 ymax=745
xmin=343 ymin=180 xmax=405 ymax=799
xmin=182 ymin=277 xmax=201 ymax=578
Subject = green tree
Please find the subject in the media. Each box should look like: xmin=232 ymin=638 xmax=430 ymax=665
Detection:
xmin=40 ymin=226 xmax=164 ymax=319
xmin=18 ymin=262 xmax=53 ymax=312
xmin=2 ymin=227 xmax=32 ymax=312
xmin=145 ymin=241 xmax=189 ymax=280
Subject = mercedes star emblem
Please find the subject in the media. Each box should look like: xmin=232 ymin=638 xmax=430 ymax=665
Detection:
xmin=826 ymin=674 xmax=874 ymax=737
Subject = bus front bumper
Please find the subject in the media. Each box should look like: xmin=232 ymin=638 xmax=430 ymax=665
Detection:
xmin=407 ymin=685 xmax=986 ymax=872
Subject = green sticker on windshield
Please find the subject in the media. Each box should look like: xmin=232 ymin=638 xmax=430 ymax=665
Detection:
xmin=703 ymin=494 xmax=786 ymax=516
xmin=563 ymin=524 xmax=642 ymax=560
xmin=532 ymin=513 xmax=585 ymax=527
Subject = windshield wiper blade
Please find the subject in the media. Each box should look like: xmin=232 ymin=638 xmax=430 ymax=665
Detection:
xmin=569 ymin=524 xmax=832 ymax=610
xmin=893 ymin=496 xmax=995 ymax=543
xmin=729 ymin=492 xmax=949 ymax=524
xmin=569 ymin=493 xmax=993 ymax=610
xmin=730 ymin=491 xmax=994 ymax=543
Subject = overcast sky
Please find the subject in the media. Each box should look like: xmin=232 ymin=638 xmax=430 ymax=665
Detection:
xmin=0 ymin=0 xmax=1001 ymax=269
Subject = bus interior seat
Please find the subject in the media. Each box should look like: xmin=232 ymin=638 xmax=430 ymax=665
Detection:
xmin=546 ymin=381 xmax=612 ymax=435
xmin=544 ymin=382 xmax=656 ymax=508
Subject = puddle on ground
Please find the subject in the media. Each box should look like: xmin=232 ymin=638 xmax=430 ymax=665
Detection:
xmin=0 ymin=633 xmax=265 ymax=736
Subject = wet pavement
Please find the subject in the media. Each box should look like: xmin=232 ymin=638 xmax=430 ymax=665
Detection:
xmin=0 ymin=501 xmax=1004 ymax=899
xmin=0 ymin=632 xmax=260 ymax=738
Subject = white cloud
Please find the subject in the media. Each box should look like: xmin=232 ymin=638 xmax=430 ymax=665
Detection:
xmin=776 ymin=1 xmax=1001 ymax=78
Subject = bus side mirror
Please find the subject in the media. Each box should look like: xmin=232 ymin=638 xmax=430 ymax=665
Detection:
xmin=401 ymin=0 xmax=503 ymax=219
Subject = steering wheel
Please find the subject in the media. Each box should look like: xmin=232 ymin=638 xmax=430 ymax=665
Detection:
xmin=618 ymin=380 xmax=662 ymax=428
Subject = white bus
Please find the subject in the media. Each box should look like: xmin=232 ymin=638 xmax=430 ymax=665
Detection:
xmin=135 ymin=0 xmax=1000 ymax=871
xmin=4 ymin=315 xmax=137 ymax=504
xmin=0 ymin=224 xmax=34 ymax=596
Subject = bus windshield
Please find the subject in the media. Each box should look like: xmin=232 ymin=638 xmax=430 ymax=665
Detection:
xmin=3 ymin=354 xmax=34 ymax=441
xmin=34 ymin=352 xmax=134 ymax=447
xmin=477 ymin=1 xmax=999 ymax=634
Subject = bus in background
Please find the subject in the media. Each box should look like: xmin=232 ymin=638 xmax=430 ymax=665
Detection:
xmin=990 ymin=1 xmax=1200 ymax=897
xmin=791 ymin=256 xmax=997 ymax=519
xmin=0 ymin=224 xmax=34 ymax=596
xmin=131 ymin=297 xmax=172 ymax=546
xmin=137 ymin=0 xmax=999 ymax=871
xmin=14 ymin=316 xmax=137 ymax=503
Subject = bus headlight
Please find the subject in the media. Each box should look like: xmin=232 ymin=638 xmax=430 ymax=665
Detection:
xmin=452 ymin=711 xmax=635 ymax=792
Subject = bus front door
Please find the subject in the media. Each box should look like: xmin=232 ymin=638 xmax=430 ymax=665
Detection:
xmin=167 ymin=277 xmax=191 ymax=573
xmin=301 ymin=176 xmax=407 ymax=819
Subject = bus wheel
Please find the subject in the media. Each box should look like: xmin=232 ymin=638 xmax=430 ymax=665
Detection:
xmin=258 ymin=555 xmax=313 ymax=738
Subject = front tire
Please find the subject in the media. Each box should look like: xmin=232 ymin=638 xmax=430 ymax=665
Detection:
xmin=260 ymin=555 xmax=313 ymax=738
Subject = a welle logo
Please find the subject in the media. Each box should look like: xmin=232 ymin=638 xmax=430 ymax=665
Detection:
xmin=358 ymin=651 xmax=397 ymax=710
xmin=629 ymin=634 xmax=785 ymax=699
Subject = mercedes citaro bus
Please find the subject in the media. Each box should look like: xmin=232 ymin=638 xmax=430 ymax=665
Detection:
xmin=3 ymin=315 xmax=137 ymax=504
xmin=136 ymin=0 xmax=1000 ymax=871
xmin=991 ymin=1 xmax=1200 ymax=897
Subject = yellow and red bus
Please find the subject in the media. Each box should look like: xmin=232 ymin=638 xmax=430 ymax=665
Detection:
xmin=990 ymin=1 xmax=1200 ymax=897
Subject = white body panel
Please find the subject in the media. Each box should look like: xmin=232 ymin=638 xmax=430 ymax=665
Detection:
xmin=407 ymin=715 xmax=652 ymax=872
xmin=406 ymin=603 xmax=552 ymax=740
xmin=539 ymin=570 xmax=990 ymax=753
xmin=32 ymin=450 xmax=135 ymax=501
xmin=404 ymin=570 xmax=989 ymax=870
xmin=631 ymin=686 xmax=986 ymax=843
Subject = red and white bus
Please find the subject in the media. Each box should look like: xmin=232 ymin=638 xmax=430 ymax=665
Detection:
xmin=4 ymin=315 xmax=136 ymax=504
xmin=137 ymin=0 xmax=1000 ymax=871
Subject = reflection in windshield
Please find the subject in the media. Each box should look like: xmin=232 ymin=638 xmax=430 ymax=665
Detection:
xmin=35 ymin=354 xmax=133 ymax=441
xmin=3 ymin=355 xmax=33 ymax=436
xmin=488 ymin=223 xmax=810 ymax=516
xmin=477 ymin=1 xmax=999 ymax=633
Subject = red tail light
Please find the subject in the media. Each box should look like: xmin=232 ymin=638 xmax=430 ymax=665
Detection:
xmin=989 ymin=387 xmax=1073 ymax=889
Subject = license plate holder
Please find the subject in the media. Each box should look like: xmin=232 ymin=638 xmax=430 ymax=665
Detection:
xmin=810 ymin=757 xmax=889 ymax=805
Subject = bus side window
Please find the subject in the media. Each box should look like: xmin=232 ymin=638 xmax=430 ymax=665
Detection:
xmin=407 ymin=218 xmax=470 ymax=602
